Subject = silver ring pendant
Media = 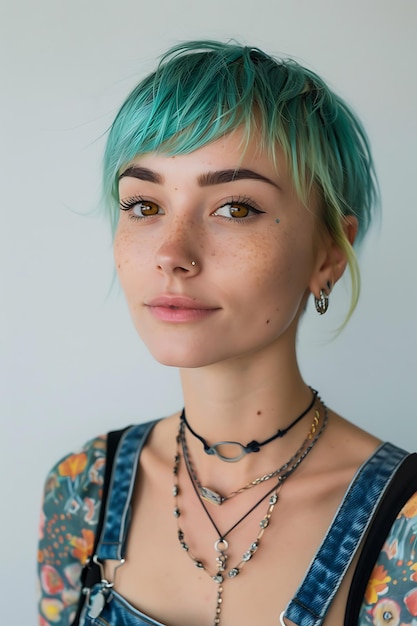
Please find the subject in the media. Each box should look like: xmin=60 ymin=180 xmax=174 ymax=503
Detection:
xmin=205 ymin=441 xmax=248 ymax=462
xmin=214 ymin=538 xmax=229 ymax=552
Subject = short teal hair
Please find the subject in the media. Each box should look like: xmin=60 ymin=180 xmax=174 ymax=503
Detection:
xmin=103 ymin=40 xmax=379 ymax=316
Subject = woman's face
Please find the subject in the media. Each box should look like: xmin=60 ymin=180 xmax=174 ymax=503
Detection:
xmin=114 ymin=129 xmax=330 ymax=368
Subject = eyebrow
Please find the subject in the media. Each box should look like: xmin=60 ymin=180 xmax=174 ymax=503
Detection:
xmin=119 ymin=166 xmax=280 ymax=189
xmin=119 ymin=166 xmax=162 ymax=183
xmin=198 ymin=168 xmax=280 ymax=189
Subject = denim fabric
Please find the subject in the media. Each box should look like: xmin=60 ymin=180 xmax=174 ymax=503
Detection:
xmin=283 ymin=442 xmax=408 ymax=626
xmin=97 ymin=421 xmax=159 ymax=561
xmin=87 ymin=422 xmax=408 ymax=626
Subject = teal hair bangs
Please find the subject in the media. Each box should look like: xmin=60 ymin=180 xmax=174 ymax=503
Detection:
xmin=103 ymin=39 xmax=378 ymax=249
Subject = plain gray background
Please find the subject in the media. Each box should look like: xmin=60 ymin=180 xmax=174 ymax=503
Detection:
xmin=1 ymin=0 xmax=416 ymax=622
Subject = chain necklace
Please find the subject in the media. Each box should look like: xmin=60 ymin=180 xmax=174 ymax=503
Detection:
xmin=180 ymin=387 xmax=318 ymax=462
xmin=172 ymin=403 xmax=328 ymax=625
xmin=182 ymin=409 xmax=321 ymax=505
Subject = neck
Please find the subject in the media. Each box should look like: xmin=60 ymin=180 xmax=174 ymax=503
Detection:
xmin=179 ymin=345 xmax=316 ymax=482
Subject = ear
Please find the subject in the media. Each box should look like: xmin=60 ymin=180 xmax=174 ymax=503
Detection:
xmin=309 ymin=216 xmax=358 ymax=298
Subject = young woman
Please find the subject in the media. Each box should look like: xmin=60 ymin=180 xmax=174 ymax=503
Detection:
xmin=38 ymin=41 xmax=417 ymax=626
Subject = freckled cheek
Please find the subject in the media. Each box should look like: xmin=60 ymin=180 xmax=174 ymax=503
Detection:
xmin=113 ymin=233 xmax=130 ymax=274
xmin=231 ymin=233 xmax=280 ymax=286
xmin=113 ymin=245 xmax=145 ymax=319
xmin=235 ymin=231 xmax=311 ymax=318
xmin=113 ymin=232 xmax=149 ymax=298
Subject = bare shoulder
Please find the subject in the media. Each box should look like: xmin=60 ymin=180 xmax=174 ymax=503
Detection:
xmin=141 ymin=412 xmax=182 ymax=466
xmin=318 ymin=409 xmax=382 ymax=473
xmin=283 ymin=409 xmax=384 ymax=517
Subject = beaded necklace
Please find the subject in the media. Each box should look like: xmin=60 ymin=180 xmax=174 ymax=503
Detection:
xmin=172 ymin=404 xmax=328 ymax=625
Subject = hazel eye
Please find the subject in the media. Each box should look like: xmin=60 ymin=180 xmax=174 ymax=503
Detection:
xmin=119 ymin=197 xmax=164 ymax=219
xmin=213 ymin=200 xmax=263 ymax=220
xmin=132 ymin=201 xmax=160 ymax=217
xmin=230 ymin=203 xmax=250 ymax=218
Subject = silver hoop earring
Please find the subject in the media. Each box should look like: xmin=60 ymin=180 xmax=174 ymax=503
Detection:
xmin=315 ymin=289 xmax=329 ymax=315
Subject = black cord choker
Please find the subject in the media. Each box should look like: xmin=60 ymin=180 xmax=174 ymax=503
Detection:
xmin=180 ymin=388 xmax=318 ymax=463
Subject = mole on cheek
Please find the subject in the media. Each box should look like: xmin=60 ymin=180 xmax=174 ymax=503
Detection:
xmin=266 ymin=319 xmax=270 ymax=324
xmin=275 ymin=218 xmax=280 ymax=224
xmin=257 ymin=410 xmax=262 ymax=416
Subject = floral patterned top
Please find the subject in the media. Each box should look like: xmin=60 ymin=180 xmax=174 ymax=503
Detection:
xmin=358 ymin=493 xmax=417 ymax=625
xmin=37 ymin=435 xmax=417 ymax=625
xmin=38 ymin=435 xmax=107 ymax=626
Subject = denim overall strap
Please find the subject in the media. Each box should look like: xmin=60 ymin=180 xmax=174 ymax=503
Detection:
xmin=96 ymin=420 xmax=159 ymax=561
xmin=283 ymin=442 xmax=408 ymax=626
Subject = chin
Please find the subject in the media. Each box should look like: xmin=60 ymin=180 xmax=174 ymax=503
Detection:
xmin=143 ymin=340 xmax=213 ymax=369
xmin=149 ymin=351 xmax=214 ymax=369
xmin=144 ymin=337 xmax=242 ymax=369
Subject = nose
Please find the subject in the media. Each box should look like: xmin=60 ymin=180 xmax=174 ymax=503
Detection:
xmin=155 ymin=218 xmax=201 ymax=276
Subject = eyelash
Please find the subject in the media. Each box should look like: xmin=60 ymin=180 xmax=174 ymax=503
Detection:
xmin=118 ymin=195 xmax=264 ymax=222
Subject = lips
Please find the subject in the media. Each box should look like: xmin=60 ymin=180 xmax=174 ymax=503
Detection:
xmin=146 ymin=295 xmax=216 ymax=309
xmin=145 ymin=295 xmax=220 ymax=322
